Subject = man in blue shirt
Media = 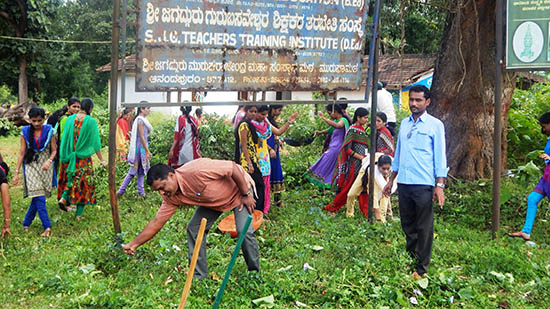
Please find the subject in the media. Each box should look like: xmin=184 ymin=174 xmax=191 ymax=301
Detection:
xmin=509 ymin=112 xmax=550 ymax=241
xmin=383 ymin=85 xmax=448 ymax=278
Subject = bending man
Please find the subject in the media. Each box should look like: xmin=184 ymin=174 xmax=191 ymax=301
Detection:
xmin=122 ymin=158 xmax=260 ymax=279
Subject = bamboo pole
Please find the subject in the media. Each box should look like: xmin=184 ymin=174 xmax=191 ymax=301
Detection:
xmin=212 ymin=215 xmax=253 ymax=309
xmin=178 ymin=218 xmax=207 ymax=309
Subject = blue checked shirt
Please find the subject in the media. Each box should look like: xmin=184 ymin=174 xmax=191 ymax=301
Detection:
xmin=392 ymin=112 xmax=448 ymax=186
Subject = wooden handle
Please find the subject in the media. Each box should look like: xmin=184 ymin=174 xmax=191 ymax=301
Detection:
xmin=178 ymin=218 xmax=207 ymax=309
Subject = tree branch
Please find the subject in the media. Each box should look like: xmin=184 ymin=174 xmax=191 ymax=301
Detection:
xmin=0 ymin=10 xmax=17 ymax=32
xmin=15 ymin=0 xmax=27 ymax=35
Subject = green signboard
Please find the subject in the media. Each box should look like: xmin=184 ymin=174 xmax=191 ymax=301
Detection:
xmin=506 ymin=0 xmax=550 ymax=69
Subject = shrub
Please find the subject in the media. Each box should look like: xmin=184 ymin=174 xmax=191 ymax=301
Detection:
xmin=0 ymin=117 xmax=19 ymax=137
xmin=507 ymin=82 xmax=550 ymax=167
xmin=198 ymin=114 xmax=234 ymax=161
xmin=0 ymin=85 xmax=17 ymax=105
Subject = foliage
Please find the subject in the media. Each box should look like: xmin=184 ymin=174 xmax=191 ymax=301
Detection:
xmin=280 ymin=104 xmax=325 ymax=144
xmin=507 ymin=82 xmax=550 ymax=167
xmin=1 ymin=172 xmax=550 ymax=307
xmin=0 ymin=0 xmax=123 ymax=103
xmin=0 ymin=85 xmax=17 ymax=105
xmin=148 ymin=113 xmax=175 ymax=165
xmin=0 ymin=117 xmax=19 ymax=137
xmin=0 ymin=0 xmax=60 ymax=102
xmin=380 ymin=0 xmax=446 ymax=54
xmin=198 ymin=114 xmax=235 ymax=161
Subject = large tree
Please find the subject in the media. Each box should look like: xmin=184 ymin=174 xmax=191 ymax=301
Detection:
xmin=430 ymin=0 xmax=515 ymax=180
xmin=0 ymin=0 xmax=56 ymax=105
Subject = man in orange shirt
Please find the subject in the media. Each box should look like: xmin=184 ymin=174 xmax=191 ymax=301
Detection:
xmin=122 ymin=158 xmax=260 ymax=279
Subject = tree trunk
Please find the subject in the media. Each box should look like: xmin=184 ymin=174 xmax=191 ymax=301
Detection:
xmin=430 ymin=0 xmax=515 ymax=180
xmin=17 ymin=54 xmax=28 ymax=105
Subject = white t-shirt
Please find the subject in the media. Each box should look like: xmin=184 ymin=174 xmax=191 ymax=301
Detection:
xmin=367 ymin=89 xmax=396 ymax=123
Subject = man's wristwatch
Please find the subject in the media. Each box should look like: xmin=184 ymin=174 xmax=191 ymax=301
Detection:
xmin=436 ymin=183 xmax=445 ymax=189
xmin=242 ymin=191 xmax=251 ymax=197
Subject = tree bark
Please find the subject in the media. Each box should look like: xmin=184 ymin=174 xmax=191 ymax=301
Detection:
xmin=430 ymin=0 xmax=515 ymax=180
xmin=17 ymin=54 xmax=28 ymax=105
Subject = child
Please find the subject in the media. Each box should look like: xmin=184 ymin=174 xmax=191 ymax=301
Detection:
xmin=367 ymin=155 xmax=396 ymax=222
xmin=0 ymin=153 xmax=10 ymax=238
xmin=13 ymin=107 xmax=57 ymax=237
xmin=346 ymin=153 xmax=396 ymax=221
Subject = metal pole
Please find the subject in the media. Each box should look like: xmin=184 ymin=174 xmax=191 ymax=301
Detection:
xmin=492 ymin=0 xmax=504 ymax=239
xmin=212 ymin=215 xmax=253 ymax=308
xmin=364 ymin=0 xmax=383 ymax=223
xmin=368 ymin=36 xmax=380 ymax=223
xmin=108 ymin=0 xmax=122 ymax=234
xmin=121 ymin=99 xmax=369 ymax=108
xmin=120 ymin=0 xmax=128 ymax=104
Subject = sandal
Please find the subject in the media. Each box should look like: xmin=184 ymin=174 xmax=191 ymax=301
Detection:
xmin=58 ymin=198 xmax=68 ymax=212
xmin=508 ymin=231 xmax=530 ymax=240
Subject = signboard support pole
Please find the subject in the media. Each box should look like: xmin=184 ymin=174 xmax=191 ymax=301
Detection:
xmin=108 ymin=0 xmax=122 ymax=234
xmin=120 ymin=0 xmax=128 ymax=104
xmin=366 ymin=0 xmax=383 ymax=223
xmin=492 ymin=0 xmax=504 ymax=239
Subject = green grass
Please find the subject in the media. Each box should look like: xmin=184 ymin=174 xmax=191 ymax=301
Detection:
xmin=1 ymin=137 xmax=550 ymax=308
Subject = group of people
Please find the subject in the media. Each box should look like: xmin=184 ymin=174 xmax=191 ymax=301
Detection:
xmin=1 ymin=97 xmax=106 ymax=237
xmin=120 ymin=85 xmax=448 ymax=280
xmin=233 ymin=105 xmax=298 ymax=214
xmin=7 ymin=83 xmax=547 ymax=281
xmin=305 ymin=102 xmax=396 ymax=221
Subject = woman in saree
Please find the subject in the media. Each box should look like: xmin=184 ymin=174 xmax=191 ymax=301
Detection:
xmin=49 ymin=97 xmax=80 ymax=189
xmin=116 ymin=108 xmax=132 ymax=160
xmin=376 ymin=112 xmax=395 ymax=156
xmin=324 ymin=107 xmax=370 ymax=214
xmin=117 ymin=106 xmax=153 ymax=197
xmin=13 ymin=107 xmax=56 ymax=236
xmin=254 ymin=105 xmax=298 ymax=214
xmin=267 ymin=105 xmax=285 ymax=207
xmin=306 ymin=104 xmax=350 ymax=189
xmin=58 ymin=98 xmax=106 ymax=220
xmin=168 ymin=106 xmax=201 ymax=168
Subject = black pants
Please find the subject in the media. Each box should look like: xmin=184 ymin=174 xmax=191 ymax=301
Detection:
xmin=387 ymin=122 xmax=396 ymax=136
xmin=398 ymin=184 xmax=434 ymax=275
xmin=249 ymin=162 xmax=265 ymax=212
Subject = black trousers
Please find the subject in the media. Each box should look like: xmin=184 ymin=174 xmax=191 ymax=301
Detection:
xmin=397 ymin=184 xmax=434 ymax=275
xmin=249 ymin=161 xmax=265 ymax=212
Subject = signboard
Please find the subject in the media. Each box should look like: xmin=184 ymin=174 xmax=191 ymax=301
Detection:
xmin=506 ymin=0 xmax=550 ymax=69
xmin=136 ymin=0 xmax=368 ymax=92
